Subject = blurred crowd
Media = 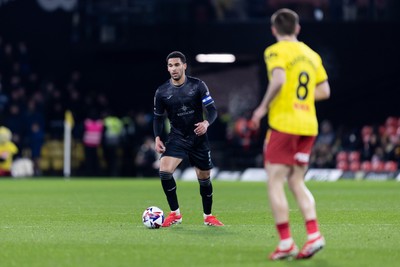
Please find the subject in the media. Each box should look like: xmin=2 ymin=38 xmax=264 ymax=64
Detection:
xmin=311 ymin=117 xmax=400 ymax=172
xmin=204 ymin=0 xmax=397 ymax=22
xmin=1 ymin=33 xmax=399 ymax=177
xmin=0 ymin=35 xmax=157 ymax=177
xmin=83 ymin=0 xmax=399 ymax=44
xmin=86 ymin=0 xmax=399 ymax=23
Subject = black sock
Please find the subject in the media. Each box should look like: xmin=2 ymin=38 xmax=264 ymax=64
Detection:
xmin=159 ymin=171 xmax=179 ymax=211
xmin=198 ymin=177 xmax=213 ymax=215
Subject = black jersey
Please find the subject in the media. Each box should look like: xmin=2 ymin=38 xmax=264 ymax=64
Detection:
xmin=154 ymin=76 xmax=215 ymax=137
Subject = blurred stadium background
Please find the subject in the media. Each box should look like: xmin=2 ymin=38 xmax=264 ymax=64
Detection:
xmin=0 ymin=0 xmax=400 ymax=179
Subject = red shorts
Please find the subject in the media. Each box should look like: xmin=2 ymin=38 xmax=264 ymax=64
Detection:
xmin=264 ymin=129 xmax=316 ymax=166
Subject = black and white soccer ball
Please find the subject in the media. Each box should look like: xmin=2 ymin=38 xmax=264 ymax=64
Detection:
xmin=142 ymin=206 xmax=164 ymax=229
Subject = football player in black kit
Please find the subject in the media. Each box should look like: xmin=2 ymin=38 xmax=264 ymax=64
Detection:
xmin=153 ymin=51 xmax=224 ymax=227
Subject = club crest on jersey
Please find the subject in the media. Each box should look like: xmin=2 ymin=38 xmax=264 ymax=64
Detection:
xmin=188 ymin=88 xmax=196 ymax=96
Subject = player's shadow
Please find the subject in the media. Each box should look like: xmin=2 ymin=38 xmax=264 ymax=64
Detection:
xmin=164 ymin=225 xmax=233 ymax=236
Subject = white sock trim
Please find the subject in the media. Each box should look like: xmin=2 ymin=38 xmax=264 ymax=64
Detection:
xmin=173 ymin=208 xmax=180 ymax=215
xmin=308 ymin=232 xmax=320 ymax=240
xmin=278 ymin=238 xmax=294 ymax=250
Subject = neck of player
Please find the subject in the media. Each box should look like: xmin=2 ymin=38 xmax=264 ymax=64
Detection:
xmin=171 ymin=74 xmax=186 ymax=86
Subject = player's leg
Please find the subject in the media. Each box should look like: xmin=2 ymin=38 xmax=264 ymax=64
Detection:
xmin=267 ymin=163 xmax=298 ymax=260
xmin=287 ymin=135 xmax=324 ymax=259
xmin=159 ymin=156 xmax=183 ymax=227
xmin=264 ymin=130 xmax=298 ymax=260
xmin=194 ymin=167 xmax=223 ymax=226
xmin=287 ymin=166 xmax=325 ymax=259
xmin=287 ymin=164 xmax=317 ymax=222
xmin=189 ymin=141 xmax=223 ymax=226
xmin=195 ymin=168 xmax=213 ymax=215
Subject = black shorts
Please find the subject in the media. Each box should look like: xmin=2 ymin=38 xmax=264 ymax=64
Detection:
xmin=162 ymin=134 xmax=213 ymax=170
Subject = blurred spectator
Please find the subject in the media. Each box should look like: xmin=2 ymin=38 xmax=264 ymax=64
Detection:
xmin=311 ymin=143 xmax=334 ymax=168
xmin=103 ymin=111 xmax=123 ymax=176
xmin=0 ymin=82 xmax=9 ymax=118
xmin=211 ymin=0 xmax=248 ymax=20
xmin=268 ymin=0 xmax=329 ymax=21
xmin=387 ymin=135 xmax=400 ymax=164
xmin=311 ymin=120 xmax=337 ymax=168
xmin=371 ymin=146 xmax=387 ymax=163
xmin=4 ymin=104 xmax=24 ymax=153
xmin=316 ymin=120 xmax=336 ymax=146
xmin=343 ymin=0 xmax=358 ymax=21
xmin=232 ymin=116 xmax=258 ymax=151
xmin=120 ymin=110 xmax=137 ymax=176
xmin=339 ymin=126 xmax=362 ymax=151
xmin=65 ymin=88 xmax=84 ymax=125
xmin=24 ymin=99 xmax=45 ymax=130
xmin=134 ymin=111 xmax=153 ymax=145
xmin=82 ymin=110 xmax=104 ymax=176
xmin=135 ymin=136 xmax=159 ymax=177
xmin=0 ymin=126 xmax=18 ymax=177
xmin=26 ymin=122 xmax=45 ymax=176
xmin=360 ymin=132 xmax=379 ymax=161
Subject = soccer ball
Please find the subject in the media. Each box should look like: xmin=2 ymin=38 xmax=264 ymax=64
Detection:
xmin=142 ymin=206 xmax=164 ymax=229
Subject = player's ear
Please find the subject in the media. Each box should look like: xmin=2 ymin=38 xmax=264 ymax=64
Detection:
xmin=295 ymin=24 xmax=301 ymax=35
xmin=183 ymin=63 xmax=187 ymax=70
xmin=271 ymin=26 xmax=277 ymax=37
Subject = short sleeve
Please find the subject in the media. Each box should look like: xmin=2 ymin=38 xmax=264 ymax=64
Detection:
xmin=315 ymin=56 xmax=328 ymax=84
xmin=264 ymin=47 xmax=285 ymax=76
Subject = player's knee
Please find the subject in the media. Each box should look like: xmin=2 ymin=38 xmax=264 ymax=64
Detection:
xmin=198 ymin=177 xmax=211 ymax=187
xmin=196 ymin=169 xmax=210 ymax=179
xmin=159 ymin=171 xmax=173 ymax=180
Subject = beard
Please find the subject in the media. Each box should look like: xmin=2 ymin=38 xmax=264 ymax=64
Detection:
xmin=171 ymin=73 xmax=181 ymax=81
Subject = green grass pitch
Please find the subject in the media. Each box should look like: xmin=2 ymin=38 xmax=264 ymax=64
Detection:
xmin=1 ymin=178 xmax=399 ymax=267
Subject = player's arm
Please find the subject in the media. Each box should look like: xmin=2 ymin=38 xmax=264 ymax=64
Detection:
xmin=315 ymin=80 xmax=330 ymax=101
xmin=194 ymin=103 xmax=217 ymax=136
xmin=251 ymin=67 xmax=285 ymax=129
xmin=204 ymin=103 xmax=217 ymax=125
xmin=153 ymin=92 xmax=166 ymax=153
xmin=194 ymin=81 xmax=217 ymax=136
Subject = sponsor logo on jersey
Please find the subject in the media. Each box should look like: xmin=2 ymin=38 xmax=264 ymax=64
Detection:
xmin=177 ymin=104 xmax=194 ymax=116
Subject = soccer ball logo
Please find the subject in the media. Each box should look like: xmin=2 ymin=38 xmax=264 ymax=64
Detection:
xmin=142 ymin=206 xmax=164 ymax=229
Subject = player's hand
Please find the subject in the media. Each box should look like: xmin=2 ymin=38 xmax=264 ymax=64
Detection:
xmin=250 ymin=106 xmax=267 ymax=130
xmin=155 ymin=137 xmax=166 ymax=153
xmin=194 ymin=120 xmax=209 ymax=136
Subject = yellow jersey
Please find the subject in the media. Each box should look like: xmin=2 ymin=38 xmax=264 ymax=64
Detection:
xmin=264 ymin=41 xmax=328 ymax=136
xmin=0 ymin=141 xmax=18 ymax=171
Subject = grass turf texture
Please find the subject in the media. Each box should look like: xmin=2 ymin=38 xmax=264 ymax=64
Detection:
xmin=1 ymin=179 xmax=399 ymax=267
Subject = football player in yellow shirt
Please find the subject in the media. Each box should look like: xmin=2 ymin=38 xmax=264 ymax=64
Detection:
xmin=251 ymin=8 xmax=331 ymax=260
xmin=0 ymin=126 xmax=18 ymax=176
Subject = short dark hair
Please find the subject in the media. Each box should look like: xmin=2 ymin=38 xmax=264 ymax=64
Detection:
xmin=271 ymin=8 xmax=299 ymax=35
xmin=166 ymin=51 xmax=187 ymax=64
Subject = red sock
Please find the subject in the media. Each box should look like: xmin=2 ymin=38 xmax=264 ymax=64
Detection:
xmin=276 ymin=222 xmax=291 ymax=240
xmin=305 ymin=219 xmax=319 ymax=235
